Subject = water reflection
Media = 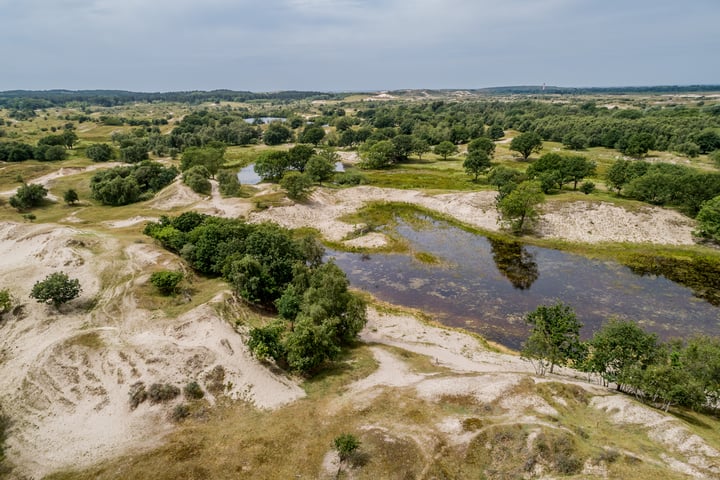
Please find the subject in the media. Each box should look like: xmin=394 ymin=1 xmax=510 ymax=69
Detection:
xmin=329 ymin=215 xmax=720 ymax=349
xmin=488 ymin=238 xmax=539 ymax=290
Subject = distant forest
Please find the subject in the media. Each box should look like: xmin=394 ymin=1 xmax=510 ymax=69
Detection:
xmin=1 ymin=85 xmax=720 ymax=109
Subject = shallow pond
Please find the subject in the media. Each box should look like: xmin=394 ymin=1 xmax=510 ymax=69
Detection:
xmin=237 ymin=162 xmax=345 ymax=185
xmin=328 ymin=216 xmax=720 ymax=350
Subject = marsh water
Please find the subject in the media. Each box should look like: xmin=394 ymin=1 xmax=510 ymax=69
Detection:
xmin=329 ymin=216 xmax=720 ymax=350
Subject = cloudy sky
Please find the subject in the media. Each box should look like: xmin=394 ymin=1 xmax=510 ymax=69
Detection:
xmin=0 ymin=0 xmax=717 ymax=92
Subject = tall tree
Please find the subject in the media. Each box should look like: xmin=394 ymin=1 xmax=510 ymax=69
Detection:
xmin=510 ymin=132 xmax=543 ymax=160
xmin=497 ymin=181 xmax=545 ymax=234
xmin=521 ymin=302 xmax=584 ymax=375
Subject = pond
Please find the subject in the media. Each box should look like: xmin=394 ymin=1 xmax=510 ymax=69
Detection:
xmin=237 ymin=162 xmax=346 ymax=185
xmin=328 ymin=216 xmax=720 ymax=350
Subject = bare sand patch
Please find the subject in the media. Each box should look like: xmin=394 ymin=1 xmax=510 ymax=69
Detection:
xmin=0 ymin=221 xmax=303 ymax=478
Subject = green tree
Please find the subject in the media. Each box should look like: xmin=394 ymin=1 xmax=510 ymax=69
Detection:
xmin=695 ymin=195 xmax=720 ymax=242
xmin=181 ymin=145 xmax=226 ymax=178
xmin=463 ymin=150 xmax=491 ymax=181
xmin=521 ymin=302 xmax=584 ymax=375
xmin=488 ymin=124 xmax=505 ymax=140
xmin=264 ymin=122 xmax=293 ymax=146
xmin=254 ymin=150 xmax=289 ymax=182
xmin=287 ymin=144 xmax=315 ymax=172
xmin=467 ymin=137 xmax=496 ymax=157
xmin=497 ymin=181 xmax=545 ymax=234
xmin=63 ymin=189 xmax=79 ymax=205
xmin=391 ymin=134 xmax=414 ymax=161
xmin=149 ymin=271 xmax=184 ymax=295
xmin=62 ymin=130 xmax=78 ymax=149
xmin=299 ymin=125 xmax=326 ymax=145
xmin=510 ymin=132 xmax=543 ymax=160
xmin=695 ymin=129 xmax=720 ymax=154
xmin=361 ymin=140 xmax=395 ymax=169
xmin=434 ymin=140 xmax=458 ymax=160
xmin=586 ymin=319 xmax=659 ymax=391
xmin=561 ymin=155 xmax=596 ymax=190
xmin=120 ymin=144 xmax=149 ymax=163
xmin=488 ymin=166 xmax=525 ymax=200
xmin=411 ymin=137 xmax=430 ymax=160
xmin=305 ymin=155 xmax=335 ymax=185
xmin=280 ymin=172 xmax=313 ymax=200
xmin=217 ymin=169 xmax=241 ymax=197
xmin=9 ymin=183 xmax=48 ymax=210
xmin=183 ymin=165 xmax=212 ymax=194
xmin=30 ymin=271 xmax=82 ymax=308
xmin=86 ymin=143 xmax=114 ymax=162
xmin=621 ymin=132 xmax=655 ymax=157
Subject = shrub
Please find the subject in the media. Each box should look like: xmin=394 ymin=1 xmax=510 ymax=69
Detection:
xmin=579 ymin=181 xmax=595 ymax=194
xmin=334 ymin=433 xmax=360 ymax=462
xmin=280 ymin=171 xmax=313 ymax=200
xmin=184 ymin=381 xmax=204 ymax=400
xmin=9 ymin=183 xmax=47 ymax=210
xmin=30 ymin=271 xmax=82 ymax=308
xmin=129 ymin=382 xmax=148 ymax=409
xmin=147 ymin=383 xmax=180 ymax=404
xmin=0 ymin=289 xmax=12 ymax=316
xmin=63 ymin=189 xmax=79 ymax=205
xmin=171 ymin=404 xmax=190 ymax=422
xmin=86 ymin=143 xmax=114 ymax=162
xmin=217 ymin=169 xmax=240 ymax=197
xmin=334 ymin=172 xmax=366 ymax=185
xmin=149 ymin=271 xmax=184 ymax=296
xmin=182 ymin=165 xmax=212 ymax=194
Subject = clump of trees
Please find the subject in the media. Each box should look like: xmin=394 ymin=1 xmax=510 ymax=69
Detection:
xmin=606 ymin=159 xmax=720 ymax=216
xmin=90 ymin=161 xmax=178 ymax=206
xmin=526 ymin=153 xmax=596 ymax=193
xmin=144 ymin=213 xmax=367 ymax=374
xmin=149 ymin=271 xmax=184 ymax=296
xmin=522 ymin=303 xmax=720 ymax=413
xmin=9 ymin=183 xmax=48 ymax=211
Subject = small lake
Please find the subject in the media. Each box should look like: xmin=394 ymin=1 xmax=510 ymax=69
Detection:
xmin=237 ymin=162 xmax=345 ymax=185
xmin=328 ymin=216 xmax=720 ymax=350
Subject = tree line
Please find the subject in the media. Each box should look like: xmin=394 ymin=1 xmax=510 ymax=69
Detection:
xmin=522 ymin=302 xmax=720 ymax=413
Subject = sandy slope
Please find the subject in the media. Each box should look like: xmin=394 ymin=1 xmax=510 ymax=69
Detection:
xmin=0 ymin=222 xmax=303 ymax=478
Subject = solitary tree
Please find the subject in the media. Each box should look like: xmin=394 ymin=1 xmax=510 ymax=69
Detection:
xmin=510 ymin=132 xmax=543 ymax=160
xmin=434 ymin=141 xmax=458 ymax=160
xmin=63 ymin=189 xmax=79 ymax=205
xmin=280 ymin=172 xmax=313 ymax=200
xmin=333 ymin=433 xmax=361 ymax=477
xmin=497 ymin=181 xmax=545 ymax=234
xmin=30 ymin=271 xmax=82 ymax=308
xmin=521 ymin=302 xmax=584 ymax=375
xmin=463 ymin=150 xmax=491 ymax=181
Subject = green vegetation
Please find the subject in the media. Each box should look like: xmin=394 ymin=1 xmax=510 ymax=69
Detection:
xmin=9 ymin=183 xmax=47 ymax=210
xmin=149 ymin=271 xmax=184 ymax=296
xmin=90 ymin=161 xmax=178 ymax=206
xmin=521 ymin=302 xmax=584 ymax=375
xmin=497 ymin=180 xmax=545 ymax=234
xmin=144 ymin=213 xmax=367 ymax=374
xmin=30 ymin=271 xmax=82 ymax=308
xmin=0 ymin=289 xmax=12 ymax=316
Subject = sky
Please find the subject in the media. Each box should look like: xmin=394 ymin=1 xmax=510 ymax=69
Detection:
xmin=0 ymin=0 xmax=718 ymax=92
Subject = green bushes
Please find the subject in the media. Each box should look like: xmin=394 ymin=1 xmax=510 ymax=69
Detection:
xmin=9 ymin=183 xmax=48 ymax=210
xmin=149 ymin=271 xmax=184 ymax=295
xmin=30 ymin=271 xmax=82 ymax=308
xmin=90 ymin=161 xmax=178 ymax=206
xmin=145 ymin=213 xmax=367 ymax=374
xmin=182 ymin=165 xmax=212 ymax=194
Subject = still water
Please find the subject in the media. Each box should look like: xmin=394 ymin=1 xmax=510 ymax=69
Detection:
xmin=237 ymin=162 xmax=346 ymax=185
xmin=329 ymin=217 xmax=720 ymax=350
